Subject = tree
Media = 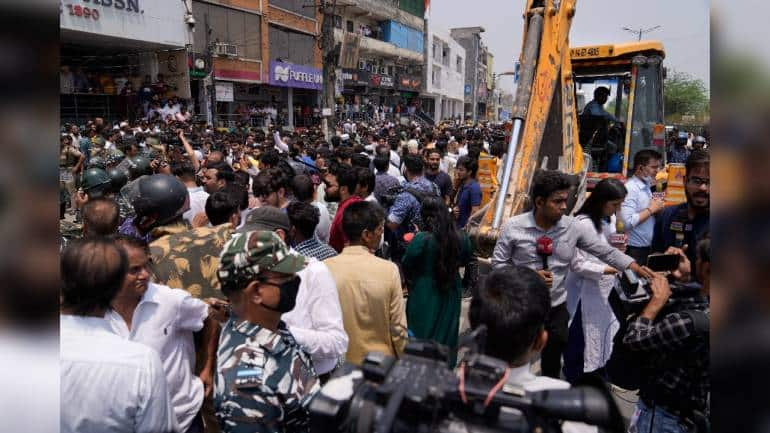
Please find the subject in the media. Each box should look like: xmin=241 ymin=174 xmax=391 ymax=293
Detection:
xmin=664 ymin=70 xmax=709 ymax=122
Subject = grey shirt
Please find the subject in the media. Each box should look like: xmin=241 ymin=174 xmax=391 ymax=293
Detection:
xmin=491 ymin=212 xmax=634 ymax=306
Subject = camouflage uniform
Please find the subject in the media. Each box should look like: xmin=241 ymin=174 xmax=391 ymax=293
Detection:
xmin=59 ymin=220 xmax=82 ymax=252
xmin=116 ymin=192 xmax=135 ymax=222
xmin=150 ymin=223 xmax=234 ymax=300
xmin=214 ymin=231 xmax=318 ymax=433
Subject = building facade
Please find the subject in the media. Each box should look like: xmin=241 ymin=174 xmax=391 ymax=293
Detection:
xmin=190 ymin=0 xmax=322 ymax=128
xmin=450 ymin=26 xmax=489 ymax=122
xmin=333 ymin=0 xmax=425 ymax=119
xmin=60 ymin=0 xmax=194 ymax=124
xmin=423 ymin=19 xmax=465 ymax=123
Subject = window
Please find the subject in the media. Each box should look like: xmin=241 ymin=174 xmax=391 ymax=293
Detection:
xmin=333 ymin=15 xmax=342 ymax=29
xmin=456 ymin=56 xmax=462 ymax=73
xmin=269 ymin=24 xmax=315 ymax=66
xmin=346 ymin=20 xmax=354 ymax=32
xmin=387 ymin=65 xmax=394 ymax=76
xmin=270 ymin=0 xmax=315 ymax=19
xmin=192 ymin=3 xmax=261 ymax=60
xmin=442 ymin=45 xmax=450 ymax=66
xmin=432 ymin=66 xmax=441 ymax=88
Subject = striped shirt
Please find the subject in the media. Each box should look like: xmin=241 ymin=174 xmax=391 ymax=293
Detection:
xmin=491 ymin=212 xmax=634 ymax=306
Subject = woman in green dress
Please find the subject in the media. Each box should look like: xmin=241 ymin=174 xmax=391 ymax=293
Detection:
xmin=402 ymin=196 xmax=472 ymax=367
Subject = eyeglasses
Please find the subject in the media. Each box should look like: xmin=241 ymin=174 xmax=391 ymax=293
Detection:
xmin=687 ymin=177 xmax=710 ymax=187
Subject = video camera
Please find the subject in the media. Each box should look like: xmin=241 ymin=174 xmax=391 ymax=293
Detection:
xmin=613 ymin=253 xmax=703 ymax=315
xmin=309 ymin=327 xmax=624 ymax=433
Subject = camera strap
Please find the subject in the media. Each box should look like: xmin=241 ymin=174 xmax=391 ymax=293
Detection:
xmin=457 ymin=362 xmax=511 ymax=407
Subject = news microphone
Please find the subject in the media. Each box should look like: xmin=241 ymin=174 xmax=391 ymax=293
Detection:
xmin=536 ymin=236 xmax=553 ymax=270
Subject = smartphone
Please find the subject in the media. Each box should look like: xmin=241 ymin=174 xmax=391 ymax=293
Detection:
xmin=646 ymin=253 xmax=680 ymax=272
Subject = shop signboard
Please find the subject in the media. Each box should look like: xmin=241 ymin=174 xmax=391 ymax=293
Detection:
xmin=215 ymin=82 xmax=234 ymax=102
xmin=268 ymin=61 xmax=323 ymax=90
xmin=370 ymin=74 xmax=395 ymax=89
xmin=397 ymin=74 xmax=423 ymax=92
xmin=341 ymin=69 xmax=370 ymax=87
xmin=60 ymin=0 xmax=189 ymax=48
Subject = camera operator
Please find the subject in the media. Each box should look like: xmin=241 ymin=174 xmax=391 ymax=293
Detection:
xmin=469 ymin=265 xmax=596 ymax=433
xmin=624 ymin=237 xmax=710 ymax=433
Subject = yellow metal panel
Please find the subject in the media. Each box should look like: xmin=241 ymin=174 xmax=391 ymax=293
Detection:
xmin=570 ymin=45 xmax=614 ymax=59
xmin=571 ymin=41 xmax=665 ymax=61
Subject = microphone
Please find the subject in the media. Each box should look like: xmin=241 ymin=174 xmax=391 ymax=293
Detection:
xmin=536 ymin=236 xmax=553 ymax=270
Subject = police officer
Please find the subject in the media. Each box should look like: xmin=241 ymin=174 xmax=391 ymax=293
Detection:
xmin=60 ymin=134 xmax=85 ymax=215
xmin=668 ymin=131 xmax=691 ymax=164
xmin=214 ymin=230 xmax=320 ymax=433
xmin=108 ymin=166 xmax=133 ymax=221
xmin=119 ymin=174 xmax=189 ymax=243
xmin=652 ymin=150 xmax=709 ymax=275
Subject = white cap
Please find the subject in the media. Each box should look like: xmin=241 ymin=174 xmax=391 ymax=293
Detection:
xmin=341 ymin=133 xmax=350 ymax=141
xmin=119 ymin=121 xmax=129 ymax=128
xmin=407 ymin=139 xmax=419 ymax=150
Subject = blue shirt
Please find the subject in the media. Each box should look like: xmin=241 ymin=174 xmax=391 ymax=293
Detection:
xmin=456 ymin=180 xmax=482 ymax=228
xmin=387 ymin=176 xmax=439 ymax=231
xmin=620 ymin=175 xmax=655 ymax=247
xmin=668 ymin=145 xmax=691 ymax=164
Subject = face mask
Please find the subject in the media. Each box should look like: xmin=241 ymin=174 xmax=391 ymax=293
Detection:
xmin=262 ymin=276 xmax=301 ymax=314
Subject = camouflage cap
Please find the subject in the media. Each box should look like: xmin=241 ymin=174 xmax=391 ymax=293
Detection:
xmin=217 ymin=230 xmax=306 ymax=291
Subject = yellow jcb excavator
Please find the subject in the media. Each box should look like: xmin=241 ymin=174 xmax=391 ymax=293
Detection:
xmin=467 ymin=0 xmax=669 ymax=260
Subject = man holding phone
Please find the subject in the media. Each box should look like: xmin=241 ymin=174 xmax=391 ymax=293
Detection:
xmin=652 ymin=150 xmax=710 ymax=276
xmin=621 ymin=150 xmax=665 ymax=265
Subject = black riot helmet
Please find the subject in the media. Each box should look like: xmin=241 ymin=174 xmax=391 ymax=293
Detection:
xmin=127 ymin=155 xmax=152 ymax=179
xmin=81 ymin=168 xmax=112 ymax=198
xmin=130 ymin=174 xmax=189 ymax=231
xmin=107 ymin=167 xmax=129 ymax=193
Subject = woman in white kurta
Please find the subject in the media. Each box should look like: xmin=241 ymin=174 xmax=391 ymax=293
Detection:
xmin=565 ymin=178 xmax=628 ymax=374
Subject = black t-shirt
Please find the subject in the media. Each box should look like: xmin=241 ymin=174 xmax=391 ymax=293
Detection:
xmin=425 ymin=171 xmax=453 ymax=200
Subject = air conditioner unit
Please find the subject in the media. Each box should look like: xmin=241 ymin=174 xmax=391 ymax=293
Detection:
xmin=214 ymin=43 xmax=238 ymax=57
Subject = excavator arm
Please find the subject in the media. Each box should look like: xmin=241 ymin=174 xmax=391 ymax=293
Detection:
xmin=467 ymin=0 xmax=589 ymax=258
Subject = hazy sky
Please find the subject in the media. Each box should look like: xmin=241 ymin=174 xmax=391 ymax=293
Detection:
xmin=429 ymin=0 xmax=709 ymax=93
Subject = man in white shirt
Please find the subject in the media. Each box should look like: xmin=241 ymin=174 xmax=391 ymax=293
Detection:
xmin=236 ymin=206 xmax=348 ymax=380
xmin=109 ymin=236 xmax=219 ymax=433
xmin=467 ymin=265 xmax=599 ymax=433
xmin=176 ymin=164 xmax=209 ymax=226
xmin=60 ymin=238 xmax=177 ymax=433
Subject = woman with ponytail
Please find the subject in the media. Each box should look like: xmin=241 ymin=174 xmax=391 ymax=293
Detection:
xmin=401 ymin=196 xmax=472 ymax=366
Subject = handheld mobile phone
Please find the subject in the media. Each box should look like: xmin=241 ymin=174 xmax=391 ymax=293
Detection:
xmin=646 ymin=253 xmax=680 ymax=272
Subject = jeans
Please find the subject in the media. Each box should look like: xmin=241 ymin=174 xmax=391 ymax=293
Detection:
xmin=631 ymin=400 xmax=688 ymax=433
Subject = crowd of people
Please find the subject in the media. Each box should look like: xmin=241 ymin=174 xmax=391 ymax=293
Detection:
xmin=59 ymin=113 xmax=710 ymax=433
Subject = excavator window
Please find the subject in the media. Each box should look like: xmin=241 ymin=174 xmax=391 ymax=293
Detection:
xmin=575 ymin=75 xmax=629 ymax=172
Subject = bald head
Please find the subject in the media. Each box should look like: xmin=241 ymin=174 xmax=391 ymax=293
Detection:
xmin=82 ymin=198 xmax=120 ymax=238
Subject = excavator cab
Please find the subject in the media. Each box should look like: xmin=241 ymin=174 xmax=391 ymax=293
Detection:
xmin=571 ymin=42 xmax=666 ymax=183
